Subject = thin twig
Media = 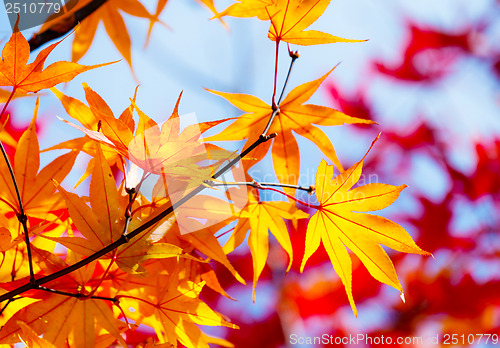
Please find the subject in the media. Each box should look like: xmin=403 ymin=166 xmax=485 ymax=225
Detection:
xmin=38 ymin=286 xmax=117 ymax=302
xmin=0 ymin=123 xmax=278 ymax=304
xmin=28 ymin=0 xmax=109 ymax=52
xmin=0 ymin=89 xmax=35 ymax=283
xmin=271 ymin=40 xmax=280 ymax=109
xmin=208 ymin=180 xmax=314 ymax=194
xmin=0 ymin=298 xmax=12 ymax=316
xmin=277 ymin=47 xmax=299 ymax=105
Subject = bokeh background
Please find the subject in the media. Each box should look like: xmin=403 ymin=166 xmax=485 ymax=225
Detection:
xmin=1 ymin=0 xmax=500 ymax=346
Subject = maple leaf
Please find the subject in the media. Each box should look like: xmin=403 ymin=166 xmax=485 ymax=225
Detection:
xmin=42 ymin=144 xmax=182 ymax=273
xmin=222 ymin=186 xmax=308 ymax=299
xmin=301 ymin=136 xmax=430 ymax=316
xmin=0 ymin=19 xmax=111 ymax=93
xmin=206 ymin=69 xmax=374 ymax=192
xmin=217 ymin=0 xmax=365 ymax=45
xmin=267 ymin=0 xmax=365 ymax=45
xmin=0 ymin=102 xmax=78 ymax=220
xmin=162 ymin=219 xmax=246 ymax=285
xmin=0 ymin=248 xmax=127 ymax=347
xmin=215 ymin=0 xmax=275 ymax=19
xmin=47 ymin=83 xmax=137 ymax=186
xmin=119 ymin=269 xmax=238 ymax=348
xmin=17 ymin=321 xmax=56 ymax=348
xmin=53 ymin=87 xmax=232 ymax=187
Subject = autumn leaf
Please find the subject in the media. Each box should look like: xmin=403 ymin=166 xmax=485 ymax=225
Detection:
xmin=119 ymin=269 xmax=238 ymax=348
xmin=217 ymin=0 xmax=365 ymax=45
xmin=42 ymin=144 xmax=180 ymax=273
xmin=267 ymin=0 xmax=365 ymax=45
xmin=223 ymin=186 xmax=308 ymax=300
xmin=215 ymin=0 xmax=275 ymax=20
xmin=206 ymin=69 xmax=374 ymax=193
xmin=0 ymin=101 xmax=78 ymax=219
xmin=164 ymin=219 xmax=246 ymax=285
xmin=17 ymin=321 xmax=56 ymax=348
xmin=55 ymin=88 xmax=234 ymax=188
xmin=301 ymin=136 xmax=430 ymax=316
xmin=0 ymin=248 xmax=126 ymax=347
xmin=47 ymin=83 xmax=137 ymax=186
xmin=0 ymin=19 xmax=112 ymax=93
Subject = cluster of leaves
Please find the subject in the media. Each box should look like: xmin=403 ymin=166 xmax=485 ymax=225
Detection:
xmin=219 ymin=5 xmax=500 ymax=346
xmin=0 ymin=0 xmax=431 ymax=346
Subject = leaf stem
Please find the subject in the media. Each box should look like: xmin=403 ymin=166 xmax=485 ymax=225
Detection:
xmin=254 ymin=185 xmax=318 ymax=209
xmin=271 ymin=40 xmax=280 ymax=109
xmin=0 ymin=88 xmax=35 ymax=284
xmin=277 ymin=46 xmax=299 ymax=105
xmin=208 ymin=180 xmax=314 ymax=194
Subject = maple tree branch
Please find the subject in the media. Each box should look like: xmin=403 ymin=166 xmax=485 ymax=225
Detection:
xmin=0 ymin=81 xmax=282 ymax=303
xmin=262 ymin=108 xmax=280 ymax=137
xmin=38 ymin=286 xmax=118 ymax=302
xmin=0 ymin=88 xmax=36 ymax=284
xmin=28 ymin=0 xmax=109 ymax=52
xmin=0 ymin=132 xmax=278 ymax=303
xmin=122 ymin=189 xmax=138 ymax=240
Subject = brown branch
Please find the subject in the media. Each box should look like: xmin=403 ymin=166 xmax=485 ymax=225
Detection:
xmin=28 ymin=0 xmax=109 ymax=52
xmin=0 ymin=88 xmax=35 ymax=283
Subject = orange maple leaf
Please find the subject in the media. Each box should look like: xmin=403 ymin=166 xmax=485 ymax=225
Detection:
xmin=43 ymin=145 xmax=181 ymax=273
xmin=0 ymin=248 xmax=126 ymax=347
xmin=0 ymin=19 xmax=111 ymax=93
xmin=119 ymin=268 xmax=238 ymax=348
xmin=205 ymin=69 xmax=374 ymax=193
xmin=223 ymin=185 xmax=308 ymax=300
xmin=0 ymin=101 xmax=77 ymax=220
xmin=46 ymin=83 xmax=137 ymax=186
xmin=217 ymin=0 xmax=365 ymax=45
xmin=215 ymin=0 xmax=274 ymax=19
xmin=267 ymin=0 xmax=365 ymax=45
xmin=301 ymin=136 xmax=431 ymax=316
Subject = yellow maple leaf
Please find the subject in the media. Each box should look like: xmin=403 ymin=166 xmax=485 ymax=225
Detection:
xmin=44 ymin=144 xmax=176 ymax=273
xmin=52 ymin=87 xmax=232 ymax=187
xmin=215 ymin=0 xmax=275 ymax=19
xmin=205 ymin=69 xmax=374 ymax=193
xmin=301 ymin=136 xmax=431 ymax=316
xmin=0 ymin=248 xmax=126 ymax=347
xmin=223 ymin=186 xmax=308 ymax=300
xmin=119 ymin=270 xmax=238 ymax=348
xmin=267 ymin=0 xmax=365 ymax=45
xmin=216 ymin=0 xmax=365 ymax=45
